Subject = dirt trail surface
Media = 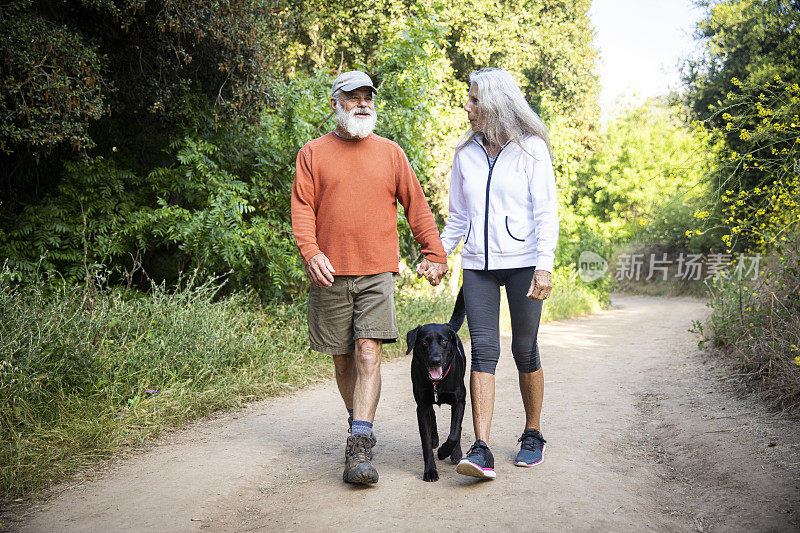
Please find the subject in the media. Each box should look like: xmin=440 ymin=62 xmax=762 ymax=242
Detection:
xmin=10 ymin=295 xmax=800 ymax=532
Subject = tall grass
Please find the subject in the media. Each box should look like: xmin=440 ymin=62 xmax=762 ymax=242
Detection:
xmin=0 ymin=276 xmax=329 ymax=499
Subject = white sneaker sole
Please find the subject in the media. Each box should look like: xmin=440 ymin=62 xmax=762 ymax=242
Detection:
xmin=514 ymin=444 xmax=546 ymax=467
xmin=456 ymin=459 xmax=496 ymax=479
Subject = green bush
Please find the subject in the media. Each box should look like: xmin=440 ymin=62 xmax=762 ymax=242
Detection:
xmin=698 ymin=230 xmax=800 ymax=411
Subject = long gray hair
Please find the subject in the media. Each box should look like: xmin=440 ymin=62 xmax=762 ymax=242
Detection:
xmin=456 ymin=68 xmax=552 ymax=160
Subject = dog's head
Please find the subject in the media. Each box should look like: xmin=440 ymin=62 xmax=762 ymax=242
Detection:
xmin=406 ymin=323 xmax=460 ymax=381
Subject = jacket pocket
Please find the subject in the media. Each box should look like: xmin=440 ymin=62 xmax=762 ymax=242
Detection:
xmin=464 ymin=222 xmax=472 ymax=245
xmin=505 ymin=216 xmax=525 ymax=242
xmin=490 ymin=214 xmax=530 ymax=254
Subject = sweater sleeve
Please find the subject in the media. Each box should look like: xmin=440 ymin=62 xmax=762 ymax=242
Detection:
xmin=291 ymin=147 xmax=323 ymax=263
xmin=394 ymin=148 xmax=447 ymax=263
xmin=528 ymin=138 xmax=559 ymax=273
xmin=439 ymin=155 xmax=468 ymax=256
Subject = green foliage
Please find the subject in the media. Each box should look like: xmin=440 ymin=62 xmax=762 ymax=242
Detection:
xmin=0 ymin=0 xmax=289 ymax=158
xmin=633 ymin=199 xmax=721 ymax=253
xmin=279 ymin=0 xmax=413 ymax=73
xmin=558 ymin=99 xmax=717 ymax=267
xmin=372 ymin=15 xmax=465 ymax=258
xmin=684 ymin=0 xmax=800 ymax=138
xmin=0 ymin=158 xmax=138 ymax=281
xmin=582 ymin=101 xmax=711 ymax=240
xmin=541 ymin=266 xmax=608 ymax=320
xmin=0 ymin=129 xmax=308 ymax=299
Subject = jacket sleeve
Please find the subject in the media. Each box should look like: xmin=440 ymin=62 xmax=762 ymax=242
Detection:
xmin=394 ymin=148 xmax=447 ymax=263
xmin=291 ymin=147 xmax=322 ymax=263
xmin=439 ymin=154 xmax=468 ymax=256
xmin=528 ymin=138 xmax=559 ymax=273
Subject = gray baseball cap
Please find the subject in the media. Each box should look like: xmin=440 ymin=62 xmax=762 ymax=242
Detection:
xmin=331 ymin=70 xmax=378 ymax=96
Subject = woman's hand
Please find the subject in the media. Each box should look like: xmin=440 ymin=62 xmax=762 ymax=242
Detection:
xmin=527 ymin=269 xmax=552 ymax=300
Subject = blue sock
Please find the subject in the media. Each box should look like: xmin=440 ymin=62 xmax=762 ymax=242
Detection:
xmin=351 ymin=419 xmax=373 ymax=437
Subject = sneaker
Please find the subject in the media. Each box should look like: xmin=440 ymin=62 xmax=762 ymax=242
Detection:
xmin=456 ymin=440 xmax=496 ymax=479
xmin=348 ymin=414 xmax=377 ymax=446
xmin=515 ymin=428 xmax=546 ymax=467
xmin=343 ymin=434 xmax=379 ymax=484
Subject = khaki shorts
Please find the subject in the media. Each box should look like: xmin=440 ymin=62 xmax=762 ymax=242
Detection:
xmin=307 ymin=272 xmax=399 ymax=354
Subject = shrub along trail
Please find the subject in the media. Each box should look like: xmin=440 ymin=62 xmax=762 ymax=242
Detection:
xmin=9 ymin=296 xmax=800 ymax=532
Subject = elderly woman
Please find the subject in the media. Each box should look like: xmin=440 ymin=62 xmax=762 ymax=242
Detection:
xmin=440 ymin=68 xmax=558 ymax=479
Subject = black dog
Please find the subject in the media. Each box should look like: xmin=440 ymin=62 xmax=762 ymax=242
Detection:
xmin=406 ymin=288 xmax=467 ymax=482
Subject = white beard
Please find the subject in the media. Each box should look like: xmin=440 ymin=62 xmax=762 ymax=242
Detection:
xmin=335 ymin=101 xmax=377 ymax=139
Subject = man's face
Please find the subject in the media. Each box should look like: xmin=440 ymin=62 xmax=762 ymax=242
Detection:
xmin=331 ymin=87 xmax=375 ymax=115
xmin=464 ymin=83 xmax=484 ymax=132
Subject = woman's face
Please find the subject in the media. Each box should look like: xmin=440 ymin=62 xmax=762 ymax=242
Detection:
xmin=464 ymin=83 xmax=483 ymax=132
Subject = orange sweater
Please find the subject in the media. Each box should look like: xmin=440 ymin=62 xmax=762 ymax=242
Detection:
xmin=291 ymin=132 xmax=446 ymax=275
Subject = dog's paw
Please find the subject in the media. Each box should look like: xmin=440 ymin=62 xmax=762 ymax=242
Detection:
xmin=450 ymin=445 xmax=462 ymax=464
xmin=423 ymin=468 xmax=439 ymax=482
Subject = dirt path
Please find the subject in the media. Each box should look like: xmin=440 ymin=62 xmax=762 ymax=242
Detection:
xmin=10 ymin=295 xmax=800 ymax=532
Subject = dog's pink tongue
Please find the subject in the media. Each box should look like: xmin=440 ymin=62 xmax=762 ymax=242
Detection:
xmin=429 ymin=366 xmax=443 ymax=380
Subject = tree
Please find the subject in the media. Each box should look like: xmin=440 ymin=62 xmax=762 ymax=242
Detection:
xmin=683 ymin=0 xmax=800 ymax=192
xmin=0 ymin=1 xmax=290 ymax=157
xmin=566 ymin=99 xmax=714 ymax=255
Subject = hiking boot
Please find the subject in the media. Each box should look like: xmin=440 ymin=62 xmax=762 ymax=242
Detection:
xmin=348 ymin=414 xmax=377 ymax=446
xmin=515 ymin=428 xmax=546 ymax=467
xmin=456 ymin=440 xmax=496 ymax=479
xmin=343 ymin=434 xmax=378 ymax=484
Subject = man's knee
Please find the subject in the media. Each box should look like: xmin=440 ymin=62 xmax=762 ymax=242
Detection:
xmin=355 ymin=339 xmax=382 ymax=370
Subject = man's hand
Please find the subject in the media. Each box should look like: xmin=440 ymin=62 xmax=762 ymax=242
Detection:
xmin=415 ymin=258 xmax=449 ymax=286
xmin=306 ymin=253 xmax=336 ymax=287
xmin=527 ymin=269 xmax=553 ymax=300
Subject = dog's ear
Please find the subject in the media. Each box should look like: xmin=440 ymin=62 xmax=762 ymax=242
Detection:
xmin=406 ymin=326 xmax=421 ymax=354
xmin=447 ymin=323 xmax=462 ymax=353
xmin=446 ymin=323 xmax=459 ymax=344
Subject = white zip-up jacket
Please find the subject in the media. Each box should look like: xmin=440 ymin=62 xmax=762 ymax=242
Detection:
xmin=440 ymin=134 xmax=559 ymax=272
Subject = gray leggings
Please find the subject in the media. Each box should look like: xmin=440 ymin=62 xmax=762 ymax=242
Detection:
xmin=463 ymin=267 xmax=543 ymax=374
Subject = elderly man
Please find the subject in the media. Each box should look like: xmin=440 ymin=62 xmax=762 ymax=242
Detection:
xmin=291 ymin=70 xmax=448 ymax=485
